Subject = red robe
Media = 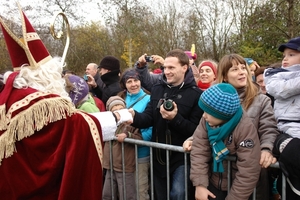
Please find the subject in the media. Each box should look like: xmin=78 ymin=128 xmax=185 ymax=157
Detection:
xmin=0 ymin=87 xmax=103 ymax=199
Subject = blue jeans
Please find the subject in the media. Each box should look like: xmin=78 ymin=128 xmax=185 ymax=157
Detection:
xmin=154 ymin=165 xmax=191 ymax=200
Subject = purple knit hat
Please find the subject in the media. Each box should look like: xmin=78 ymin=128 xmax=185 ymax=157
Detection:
xmin=65 ymin=75 xmax=89 ymax=105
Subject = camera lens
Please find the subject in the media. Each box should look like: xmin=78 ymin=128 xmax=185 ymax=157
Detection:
xmin=163 ymin=99 xmax=174 ymax=111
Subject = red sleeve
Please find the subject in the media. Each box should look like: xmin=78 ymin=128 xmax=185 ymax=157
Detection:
xmin=93 ymin=96 xmax=106 ymax=111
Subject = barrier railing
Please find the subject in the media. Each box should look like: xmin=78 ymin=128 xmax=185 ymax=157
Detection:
xmin=105 ymin=137 xmax=285 ymax=200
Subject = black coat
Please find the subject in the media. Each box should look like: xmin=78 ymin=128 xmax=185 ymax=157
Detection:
xmin=132 ymin=68 xmax=203 ymax=177
xmin=90 ymin=72 xmax=105 ymax=99
xmin=92 ymin=70 xmax=122 ymax=105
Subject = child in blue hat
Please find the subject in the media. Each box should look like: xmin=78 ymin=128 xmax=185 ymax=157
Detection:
xmin=190 ymin=83 xmax=261 ymax=199
xmin=264 ymin=36 xmax=300 ymax=199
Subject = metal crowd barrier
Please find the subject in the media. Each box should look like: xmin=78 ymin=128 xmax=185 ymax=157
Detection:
xmin=105 ymin=137 xmax=286 ymax=200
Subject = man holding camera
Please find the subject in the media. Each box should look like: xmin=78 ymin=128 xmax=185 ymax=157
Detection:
xmin=85 ymin=63 xmax=105 ymax=98
xmin=130 ymin=49 xmax=203 ymax=200
xmin=86 ymin=56 xmax=122 ymax=104
xmin=134 ymin=53 xmax=165 ymax=92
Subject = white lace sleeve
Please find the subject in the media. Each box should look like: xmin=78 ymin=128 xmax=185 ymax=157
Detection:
xmin=90 ymin=112 xmax=117 ymax=141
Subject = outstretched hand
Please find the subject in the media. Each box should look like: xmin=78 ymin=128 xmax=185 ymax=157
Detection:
xmin=114 ymin=109 xmax=133 ymax=125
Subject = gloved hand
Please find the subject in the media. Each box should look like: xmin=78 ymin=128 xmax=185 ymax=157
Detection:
xmin=113 ymin=109 xmax=133 ymax=126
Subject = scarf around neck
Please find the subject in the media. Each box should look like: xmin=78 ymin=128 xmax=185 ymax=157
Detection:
xmin=206 ymin=106 xmax=243 ymax=172
xmin=197 ymin=81 xmax=211 ymax=91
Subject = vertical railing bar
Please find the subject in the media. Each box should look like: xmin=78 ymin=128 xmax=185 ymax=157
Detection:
xmin=184 ymin=152 xmax=188 ymax=200
xmin=282 ymin=173 xmax=286 ymax=200
xmin=121 ymin=142 xmax=126 ymax=199
xmin=150 ymin=147 xmax=154 ymax=200
xmin=135 ymin=144 xmax=140 ymax=200
xmin=109 ymin=140 xmax=115 ymax=200
xmin=166 ymin=150 xmax=170 ymax=200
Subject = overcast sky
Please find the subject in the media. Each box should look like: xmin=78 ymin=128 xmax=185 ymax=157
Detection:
xmin=1 ymin=0 xmax=105 ymax=26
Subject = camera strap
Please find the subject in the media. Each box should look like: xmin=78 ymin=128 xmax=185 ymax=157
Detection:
xmin=127 ymin=94 xmax=147 ymax=109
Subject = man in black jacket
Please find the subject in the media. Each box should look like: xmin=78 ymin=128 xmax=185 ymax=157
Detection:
xmin=88 ymin=56 xmax=122 ymax=105
xmin=131 ymin=49 xmax=203 ymax=200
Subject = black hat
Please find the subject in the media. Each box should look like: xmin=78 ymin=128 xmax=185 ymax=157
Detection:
xmin=278 ymin=37 xmax=300 ymax=52
xmin=98 ymin=56 xmax=120 ymax=71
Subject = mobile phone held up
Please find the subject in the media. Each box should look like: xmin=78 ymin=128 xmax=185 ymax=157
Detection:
xmin=83 ymin=74 xmax=88 ymax=81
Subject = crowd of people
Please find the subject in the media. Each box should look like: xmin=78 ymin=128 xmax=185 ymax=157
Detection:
xmin=1 ymin=3 xmax=300 ymax=200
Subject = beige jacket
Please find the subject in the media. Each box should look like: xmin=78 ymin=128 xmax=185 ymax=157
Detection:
xmin=237 ymin=87 xmax=279 ymax=151
xmin=103 ymin=124 xmax=142 ymax=173
xmin=190 ymin=113 xmax=261 ymax=200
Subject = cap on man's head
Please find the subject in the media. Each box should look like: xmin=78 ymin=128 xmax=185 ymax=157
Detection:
xmin=198 ymin=83 xmax=241 ymax=121
xmin=98 ymin=56 xmax=120 ymax=72
xmin=106 ymin=96 xmax=126 ymax=111
xmin=278 ymin=37 xmax=300 ymax=52
xmin=184 ymin=51 xmax=197 ymax=60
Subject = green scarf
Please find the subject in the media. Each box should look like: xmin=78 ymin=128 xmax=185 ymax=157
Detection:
xmin=206 ymin=106 xmax=243 ymax=172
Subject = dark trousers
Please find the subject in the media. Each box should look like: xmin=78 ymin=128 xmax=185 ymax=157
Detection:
xmin=277 ymin=138 xmax=300 ymax=199
xmin=153 ymin=165 xmax=192 ymax=200
xmin=277 ymin=172 xmax=300 ymax=200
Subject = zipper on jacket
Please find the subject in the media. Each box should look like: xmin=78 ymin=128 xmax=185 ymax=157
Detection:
xmin=218 ymin=172 xmax=223 ymax=190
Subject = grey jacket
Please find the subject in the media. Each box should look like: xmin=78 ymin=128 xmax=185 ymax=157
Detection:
xmin=237 ymin=86 xmax=279 ymax=151
xmin=264 ymin=65 xmax=300 ymax=138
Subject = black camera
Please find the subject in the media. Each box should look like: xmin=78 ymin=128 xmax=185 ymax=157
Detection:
xmin=145 ymin=56 xmax=154 ymax=62
xmin=157 ymin=99 xmax=174 ymax=111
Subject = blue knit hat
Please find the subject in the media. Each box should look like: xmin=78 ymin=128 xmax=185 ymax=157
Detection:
xmin=198 ymin=83 xmax=241 ymax=121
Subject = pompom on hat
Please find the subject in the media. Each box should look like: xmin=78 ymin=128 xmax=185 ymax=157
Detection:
xmin=65 ymin=75 xmax=89 ymax=106
xmin=184 ymin=51 xmax=197 ymax=60
xmin=106 ymin=96 xmax=126 ymax=111
xmin=198 ymin=83 xmax=241 ymax=121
